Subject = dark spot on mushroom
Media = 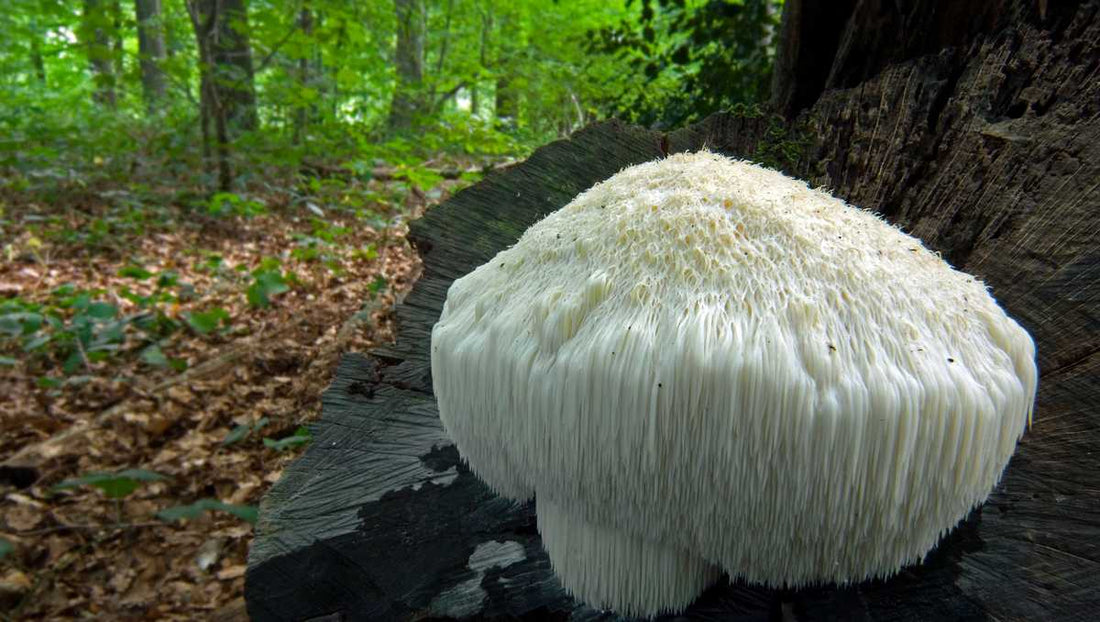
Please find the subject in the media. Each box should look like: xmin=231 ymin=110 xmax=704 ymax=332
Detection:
xmin=828 ymin=344 xmax=836 ymax=352
xmin=947 ymin=358 xmax=955 ymax=363
xmin=658 ymin=383 xmax=663 ymax=388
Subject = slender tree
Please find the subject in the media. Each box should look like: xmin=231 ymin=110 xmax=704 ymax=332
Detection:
xmin=134 ymin=0 xmax=168 ymax=112
xmin=213 ymin=0 xmax=258 ymax=133
xmin=81 ymin=0 xmax=117 ymax=108
xmin=292 ymin=3 xmax=313 ymax=145
xmin=388 ymin=0 xmax=426 ymax=132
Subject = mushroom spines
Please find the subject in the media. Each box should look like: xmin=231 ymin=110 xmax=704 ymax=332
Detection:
xmin=430 ymin=151 xmax=1037 ymax=616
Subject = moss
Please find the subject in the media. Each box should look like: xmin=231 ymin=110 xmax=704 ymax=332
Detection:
xmin=752 ymin=114 xmax=814 ymax=174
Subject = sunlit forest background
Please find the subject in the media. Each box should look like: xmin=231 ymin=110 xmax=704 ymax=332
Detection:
xmin=0 ymin=0 xmax=780 ymax=618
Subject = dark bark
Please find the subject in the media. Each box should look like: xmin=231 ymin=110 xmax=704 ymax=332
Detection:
xmin=214 ymin=0 xmax=258 ymax=133
xmin=29 ymin=21 xmax=46 ymax=83
xmin=495 ymin=76 xmax=517 ymax=127
xmin=135 ymin=0 xmax=168 ymax=112
xmin=470 ymin=2 xmax=492 ymax=117
xmin=246 ymin=1 xmax=1100 ymax=620
xmin=186 ymin=0 xmax=233 ymax=192
xmin=388 ymin=0 xmax=426 ymax=132
xmin=292 ymin=5 xmax=314 ymax=145
xmin=82 ymin=0 xmax=117 ymax=108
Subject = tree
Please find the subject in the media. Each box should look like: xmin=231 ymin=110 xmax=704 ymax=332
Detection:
xmin=292 ymin=3 xmax=314 ymax=144
xmin=388 ymin=0 xmax=426 ymax=132
xmin=134 ymin=0 xmax=168 ymax=112
xmin=81 ymin=0 xmax=117 ymax=108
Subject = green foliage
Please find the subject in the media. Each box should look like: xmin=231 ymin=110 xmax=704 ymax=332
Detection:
xmin=589 ymin=0 xmax=782 ymax=128
xmin=53 ymin=469 xmax=169 ymax=499
xmin=263 ymin=426 xmax=311 ymax=451
xmin=0 ymin=0 xmax=780 ymax=200
xmin=156 ymin=498 xmax=258 ymax=524
xmin=0 ymin=267 xmax=203 ymax=375
xmin=0 ymin=536 xmax=12 ymax=559
xmin=247 ymin=259 xmax=293 ymax=308
xmin=223 ymin=416 xmax=270 ymax=446
xmin=185 ymin=308 xmax=231 ymax=335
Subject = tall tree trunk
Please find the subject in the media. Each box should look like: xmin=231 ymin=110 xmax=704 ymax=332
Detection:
xmin=388 ymin=0 xmax=426 ymax=133
xmin=493 ymin=10 xmax=518 ymax=129
xmin=82 ymin=0 xmax=117 ymax=108
xmin=135 ymin=0 xmax=168 ymax=113
xmin=29 ymin=20 xmax=47 ymax=83
xmin=186 ymin=0 xmax=232 ymax=192
xmin=213 ymin=0 xmax=259 ymax=134
xmin=494 ymin=76 xmax=517 ymax=128
xmin=292 ymin=4 xmax=314 ymax=145
xmin=470 ymin=3 xmax=492 ymax=118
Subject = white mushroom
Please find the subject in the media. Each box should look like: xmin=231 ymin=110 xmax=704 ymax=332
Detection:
xmin=430 ymin=151 xmax=1037 ymax=617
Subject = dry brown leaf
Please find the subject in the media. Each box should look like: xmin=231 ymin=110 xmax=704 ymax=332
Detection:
xmin=215 ymin=565 xmax=245 ymax=581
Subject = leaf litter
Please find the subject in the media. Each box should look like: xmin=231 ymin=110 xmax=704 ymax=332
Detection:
xmin=0 ymin=171 xmax=463 ymax=619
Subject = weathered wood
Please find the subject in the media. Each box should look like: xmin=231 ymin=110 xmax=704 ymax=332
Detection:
xmin=247 ymin=2 xmax=1100 ymax=619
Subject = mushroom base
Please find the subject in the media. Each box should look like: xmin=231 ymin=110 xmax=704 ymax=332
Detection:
xmin=536 ymin=498 xmax=722 ymax=618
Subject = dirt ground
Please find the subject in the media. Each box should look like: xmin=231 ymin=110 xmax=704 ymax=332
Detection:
xmin=0 ymin=176 xmax=458 ymax=620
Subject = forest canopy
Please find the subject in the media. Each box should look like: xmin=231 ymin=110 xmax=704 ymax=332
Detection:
xmin=0 ymin=0 xmax=781 ymax=192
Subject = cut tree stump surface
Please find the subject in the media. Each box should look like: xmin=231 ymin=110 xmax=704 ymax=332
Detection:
xmin=246 ymin=5 xmax=1100 ymax=619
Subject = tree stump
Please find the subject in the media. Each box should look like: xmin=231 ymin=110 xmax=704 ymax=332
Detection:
xmin=246 ymin=3 xmax=1100 ymax=619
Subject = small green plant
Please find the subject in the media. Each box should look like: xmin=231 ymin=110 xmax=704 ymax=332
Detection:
xmin=184 ymin=307 xmax=231 ymax=335
xmin=222 ymin=416 xmax=270 ymax=446
xmin=247 ymin=258 xmax=293 ymax=308
xmin=207 ymin=192 xmax=266 ymax=217
xmin=156 ymin=498 xmax=258 ymax=524
xmin=263 ymin=426 xmax=312 ymax=451
xmin=53 ymin=468 xmax=168 ymax=499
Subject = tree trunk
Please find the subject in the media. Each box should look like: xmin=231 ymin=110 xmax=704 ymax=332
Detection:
xmin=245 ymin=2 xmax=1100 ymax=620
xmin=214 ymin=0 xmax=258 ymax=134
xmin=388 ymin=0 xmax=426 ymax=133
xmin=135 ymin=0 xmax=168 ymax=113
xmin=82 ymin=0 xmax=117 ymax=108
xmin=292 ymin=5 xmax=313 ymax=145
xmin=186 ymin=0 xmax=233 ymax=192
xmin=29 ymin=20 xmax=46 ymax=83
xmin=470 ymin=3 xmax=492 ymax=118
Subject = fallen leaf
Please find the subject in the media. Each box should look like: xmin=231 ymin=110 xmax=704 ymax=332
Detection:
xmin=215 ymin=565 xmax=246 ymax=581
xmin=196 ymin=538 xmax=225 ymax=572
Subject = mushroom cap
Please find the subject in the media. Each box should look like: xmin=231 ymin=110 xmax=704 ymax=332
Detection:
xmin=430 ymin=151 xmax=1037 ymax=612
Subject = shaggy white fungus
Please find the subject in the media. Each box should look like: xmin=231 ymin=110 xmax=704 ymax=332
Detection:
xmin=430 ymin=151 xmax=1037 ymax=617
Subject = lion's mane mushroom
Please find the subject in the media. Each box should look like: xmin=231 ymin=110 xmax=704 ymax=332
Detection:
xmin=430 ymin=151 xmax=1037 ymax=617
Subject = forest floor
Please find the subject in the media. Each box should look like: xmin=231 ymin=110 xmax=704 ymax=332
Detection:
xmin=0 ymin=165 xmax=476 ymax=619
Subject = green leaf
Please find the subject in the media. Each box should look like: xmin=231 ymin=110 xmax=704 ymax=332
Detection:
xmin=0 ymin=356 xmax=17 ymax=366
xmin=84 ymin=302 xmax=118 ymax=320
xmin=118 ymin=265 xmax=154 ymax=280
xmin=37 ymin=376 xmax=62 ymax=389
xmin=156 ymin=271 xmax=179 ymax=289
xmin=222 ymin=416 xmax=268 ymax=446
xmin=0 ymin=312 xmax=43 ymax=336
xmin=22 ymin=333 xmax=51 ymax=351
xmin=156 ymin=498 xmax=258 ymax=524
xmin=185 ymin=308 xmax=230 ymax=335
xmin=263 ymin=426 xmax=311 ymax=451
xmin=62 ymin=351 xmax=84 ymax=374
xmin=247 ymin=271 xmax=290 ymax=308
xmin=368 ymin=275 xmax=388 ymax=296
xmin=54 ymin=468 xmax=168 ymax=499
xmin=141 ymin=344 xmax=169 ymax=367
xmin=0 ymin=537 xmax=12 ymax=559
